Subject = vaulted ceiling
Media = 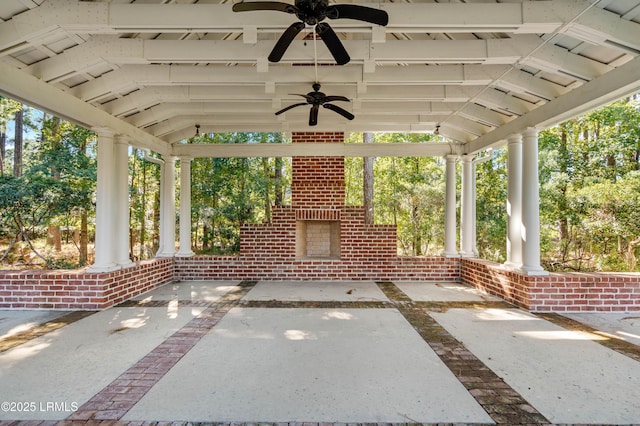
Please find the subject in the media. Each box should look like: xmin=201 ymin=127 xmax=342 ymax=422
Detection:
xmin=1 ymin=0 xmax=640 ymax=157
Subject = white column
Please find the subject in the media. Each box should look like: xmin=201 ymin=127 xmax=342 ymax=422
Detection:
xmin=88 ymin=128 xmax=120 ymax=272
xmin=156 ymin=156 xmax=176 ymax=257
xmin=444 ymin=155 xmax=458 ymax=257
xmin=459 ymin=154 xmax=475 ymax=257
xmin=176 ymin=157 xmax=195 ymax=257
xmin=521 ymin=127 xmax=547 ymax=275
xmin=506 ymin=133 xmax=523 ymax=269
xmin=471 ymin=160 xmax=478 ymax=256
xmin=114 ymin=136 xmax=135 ymax=268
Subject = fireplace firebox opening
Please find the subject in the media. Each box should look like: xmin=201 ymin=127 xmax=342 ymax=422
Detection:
xmin=296 ymin=220 xmax=341 ymax=259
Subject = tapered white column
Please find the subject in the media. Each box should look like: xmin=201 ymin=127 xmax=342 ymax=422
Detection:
xmin=113 ymin=136 xmax=135 ymax=268
xmin=460 ymin=154 xmax=475 ymax=257
xmin=88 ymin=128 xmax=120 ymax=272
xmin=444 ymin=155 xmax=458 ymax=257
xmin=521 ymin=128 xmax=547 ymax=275
xmin=471 ymin=160 xmax=478 ymax=256
xmin=506 ymin=133 xmax=523 ymax=269
xmin=176 ymin=157 xmax=195 ymax=257
xmin=156 ymin=156 xmax=176 ymax=258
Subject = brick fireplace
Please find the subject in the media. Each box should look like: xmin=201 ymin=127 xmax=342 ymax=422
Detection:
xmin=175 ymin=131 xmax=460 ymax=281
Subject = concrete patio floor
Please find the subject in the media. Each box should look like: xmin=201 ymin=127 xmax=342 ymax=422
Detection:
xmin=1 ymin=280 xmax=640 ymax=425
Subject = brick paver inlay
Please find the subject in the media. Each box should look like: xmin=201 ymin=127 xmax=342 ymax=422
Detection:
xmin=67 ymin=281 xmax=258 ymax=422
xmin=3 ymin=280 xmax=639 ymax=426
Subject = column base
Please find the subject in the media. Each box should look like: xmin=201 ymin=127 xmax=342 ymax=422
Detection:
xmin=117 ymin=260 xmax=137 ymax=269
xmin=520 ymin=265 xmax=549 ymax=276
xmin=176 ymin=250 xmax=195 ymax=258
xmin=155 ymin=251 xmax=176 ymax=258
xmin=503 ymin=261 xmax=523 ymax=271
xmin=443 ymin=251 xmax=461 ymax=258
xmin=86 ymin=263 xmax=121 ymax=273
xmin=459 ymin=250 xmax=476 ymax=258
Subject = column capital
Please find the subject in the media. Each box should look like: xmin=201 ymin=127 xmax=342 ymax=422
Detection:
xmin=179 ymin=156 xmax=193 ymax=163
xmin=92 ymin=127 xmax=117 ymax=139
xmin=445 ymin=154 xmax=459 ymax=162
xmin=522 ymin=127 xmax=538 ymax=138
xmin=507 ymin=133 xmax=523 ymax=145
xmin=114 ymin=134 xmax=131 ymax=145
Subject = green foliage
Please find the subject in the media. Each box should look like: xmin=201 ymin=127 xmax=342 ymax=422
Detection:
xmin=475 ymin=150 xmax=507 ymax=262
xmin=129 ymin=148 xmax=161 ymax=260
xmin=345 ymin=132 xmax=445 ymax=255
xmin=0 ymin=97 xmax=21 ymax=122
xmin=0 ymin=172 xmax=78 ymax=253
xmin=537 ymin=97 xmax=640 ymax=271
xmin=190 ymin=132 xmax=289 ymax=254
xmin=0 ymin=115 xmax=96 ymax=266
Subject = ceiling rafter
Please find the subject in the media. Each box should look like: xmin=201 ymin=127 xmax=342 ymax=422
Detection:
xmin=0 ymin=0 xmax=638 ymax=154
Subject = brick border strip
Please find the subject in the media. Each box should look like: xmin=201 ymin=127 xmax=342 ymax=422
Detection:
xmin=375 ymin=281 xmax=551 ymax=425
xmin=538 ymin=313 xmax=640 ymax=363
xmin=66 ymin=281 xmax=258 ymax=421
xmin=240 ymin=300 xmax=392 ymax=309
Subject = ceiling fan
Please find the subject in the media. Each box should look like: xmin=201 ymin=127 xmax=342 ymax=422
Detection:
xmin=276 ymin=82 xmax=354 ymax=126
xmin=232 ymin=0 xmax=389 ymax=65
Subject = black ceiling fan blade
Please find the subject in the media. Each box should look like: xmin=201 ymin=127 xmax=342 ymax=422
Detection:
xmin=326 ymin=4 xmax=389 ymax=26
xmin=291 ymin=93 xmax=314 ymax=102
xmin=275 ymin=102 xmax=308 ymax=115
xmin=323 ymin=95 xmax=350 ymax=103
xmin=309 ymin=104 xmax=320 ymax=126
xmin=315 ymin=22 xmax=350 ymax=65
xmin=268 ymin=21 xmax=306 ymax=62
xmin=324 ymin=103 xmax=355 ymax=120
xmin=232 ymin=1 xmax=298 ymax=14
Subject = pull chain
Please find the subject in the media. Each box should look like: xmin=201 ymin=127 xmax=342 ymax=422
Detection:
xmin=313 ymin=24 xmax=319 ymax=83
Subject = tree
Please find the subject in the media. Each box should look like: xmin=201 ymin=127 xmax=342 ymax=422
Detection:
xmin=537 ymin=97 xmax=640 ymax=271
xmin=0 ymin=172 xmax=88 ymax=266
xmin=34 ymin=118 xmax=96 ymax=265
xmin=346 ymin=132 xmax=445 ymax=256
xmin=190 ymin=132 xmax=289 ymax=253
xmin=0 ymin=97 xmax=21 ymax=175
xmin=363 ymin=132 xmax=374 ymax=224
xmin=13 ymin=107 xmax=23 ymax=177
xmin=475 ymin=149 xmax=507 ymax=262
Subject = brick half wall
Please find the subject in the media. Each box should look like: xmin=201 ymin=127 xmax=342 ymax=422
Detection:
xmin=0 ymin=258 xmax=173 ymax=310
xmin=462 ymin=258 xmax=640 ymax=312
xmin=174 ymin=255 xmax=460 ymax=281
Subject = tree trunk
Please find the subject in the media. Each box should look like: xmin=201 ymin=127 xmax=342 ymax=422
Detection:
xmin=274 ymin=157 xmax=283 ymax=206
xmin=47 ymin=226 xmax=62 ymax=251
xmin=79 ymin=209 xmax=88 ymax=265
xmin=202 ymin=223 xmax=210 ymax=251
xmin=0 ymin=129 xmax=5 ymax=175
xmin=140 ymin=154 xmax=148 ymax=259
xmin=558 ymin=127 xmax=569 ymax=247
xmin=45 ymin=115 xmax=63 ymax=252
xmin=13 ymin=107 xmax=23 ymax=177
xmin=152 ymin=185 xmax=160 ymax=255
xmin=262 ymin=157 xmax=272 ymax=222
xmin=363 ymin=132 xmax=374 ymax=224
